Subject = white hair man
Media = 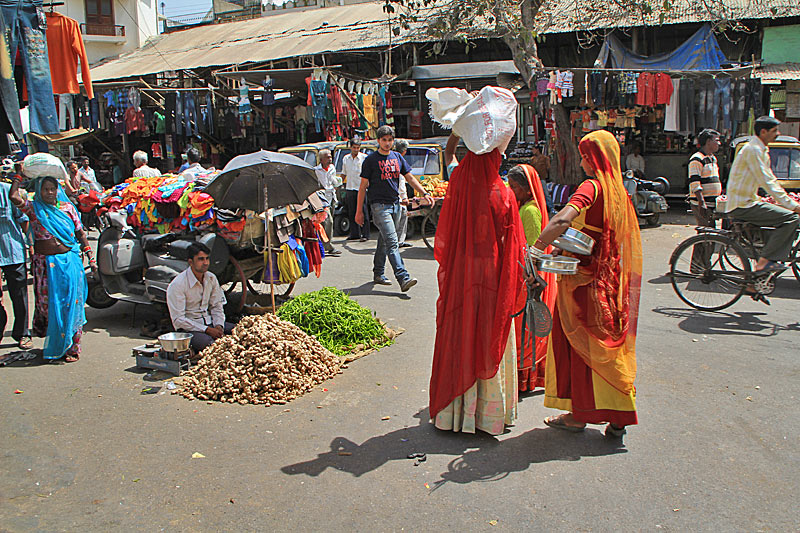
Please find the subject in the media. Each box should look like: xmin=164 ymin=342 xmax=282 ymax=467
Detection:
xmin=132 ymin=150 xmax=161 ymax=178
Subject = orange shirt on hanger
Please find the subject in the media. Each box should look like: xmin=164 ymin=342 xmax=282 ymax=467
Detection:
xmin=45 ymin=12 xmax=94 ymax=99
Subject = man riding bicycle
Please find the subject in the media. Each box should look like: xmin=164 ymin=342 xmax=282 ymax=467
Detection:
xmin=723 ymin=116 xmax=800 ymax=273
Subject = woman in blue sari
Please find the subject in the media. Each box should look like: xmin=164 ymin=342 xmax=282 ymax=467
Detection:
xmin=10 ymin=156 xmax=95 ymax=362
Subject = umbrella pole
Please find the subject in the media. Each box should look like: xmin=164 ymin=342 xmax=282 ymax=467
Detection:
xmin=264 ymin=184 xmax=277 ymax=314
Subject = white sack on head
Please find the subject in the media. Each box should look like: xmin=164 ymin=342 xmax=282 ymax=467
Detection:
xmin=22 ymin=152 xmax=68 ymax=181
xmin=427 ymin=86 xmax=518 ymax=155
xmin=425 ymin=87 xmax=473 ymax=128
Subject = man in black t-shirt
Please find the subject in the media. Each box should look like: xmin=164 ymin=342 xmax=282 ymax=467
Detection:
xmin=356 ymin=125 xmax=432 ymax=292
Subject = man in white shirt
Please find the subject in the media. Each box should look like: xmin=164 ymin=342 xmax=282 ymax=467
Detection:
xmin=394 ymin=139 xmax=412 ymax=248
xmin=625 ymin=144 xmax=645 ymax=175
xmin=166 ymin=242 xmax=234 ymax=353
xmin=131 ymin=150 xmax=162 ymax=178
xmin=342 ymin=138 xmax=370 ymax=241
xmin=180 ymin=147 xmax=206 ymax=179
xmin=314 ymin=149 xmax=341 ymax=256
xmin=79 ymin=157 xmax=96 ymax=182
xmin=725 ymin=116 xmax=800 ymax=273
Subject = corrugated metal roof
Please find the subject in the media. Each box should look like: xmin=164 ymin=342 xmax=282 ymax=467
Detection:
xmin=752 ymin=62 xmax=800 ymax=80
xmin=534 ymin=0 xmax=800 ymax=33
xmin=90 ymin=0 xmax=800 ymax=82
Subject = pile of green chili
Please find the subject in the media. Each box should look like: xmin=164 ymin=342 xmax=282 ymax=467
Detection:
xmin=276 ymin=287 xmax=393 ymax=356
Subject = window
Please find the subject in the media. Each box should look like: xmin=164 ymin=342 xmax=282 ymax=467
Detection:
xmin=403 ymin=148 xmax=440 ymax=176
xmin=85 ymin=0 xmax=114 ymax=24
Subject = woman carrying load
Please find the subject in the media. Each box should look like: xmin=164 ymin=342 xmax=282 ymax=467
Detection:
xmin=506 ymin=164 xmax=557 ymax=392
xmin=10 ymin=154 xmax=95 ymax=362
xmin=531 ymin=130 xmax=642 ymax=438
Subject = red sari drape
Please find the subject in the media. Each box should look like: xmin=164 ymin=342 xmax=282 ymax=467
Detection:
xmin=429 ymin=149 xmax=524 ymax=419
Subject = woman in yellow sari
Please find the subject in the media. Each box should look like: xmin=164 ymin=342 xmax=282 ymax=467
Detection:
xmin=531 ymin=130 xmax=642 ymax=438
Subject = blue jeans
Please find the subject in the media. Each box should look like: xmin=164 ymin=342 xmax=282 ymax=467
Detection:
xmin=0 ymin=0 xmax=58 ymax=134
xmin=0 ymin=7 xmax=22 ymax=138
xmin=715 ymin=78 xmax=731 ymax=133
xmin=184 ymin=92 xmax=198 ymax=136
xmin=371 ymin=202 xmax=409 ymax=282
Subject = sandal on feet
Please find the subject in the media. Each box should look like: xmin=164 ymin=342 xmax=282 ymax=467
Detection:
xmin=18 ymin=336 xmax=33 ymax=350
xmin=605 ymin=424 xmax=627 ymax=438
xmin=544 ymin=415 xmax=585 ymax=432
xmin=65 ymin=355 xmax=79 ymax=363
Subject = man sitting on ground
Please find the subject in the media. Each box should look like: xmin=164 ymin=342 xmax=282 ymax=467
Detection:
xmin=167 ymin=242 xmax=234 ymax=353
xmin=724 ymin=116 xmax=800 ymax=273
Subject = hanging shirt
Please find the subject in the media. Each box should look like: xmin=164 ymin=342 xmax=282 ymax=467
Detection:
xmin=45 ymin=12 xmax=94 ymax=99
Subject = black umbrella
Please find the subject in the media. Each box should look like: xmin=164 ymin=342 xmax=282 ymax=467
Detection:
xmin=204 ymin=149 xmax=320 ymax=211
xmin=204 ymin=150 xmax=321 ymax=314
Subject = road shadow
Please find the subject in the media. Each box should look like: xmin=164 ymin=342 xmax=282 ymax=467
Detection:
xmin=652 ymin=306 xmax=800 ymax=337
xmin=340 ymin=282 xmax=411 ymax=300
xmin=281 ymin=409 xmax=626 ymax=484
xmin=646 ymin=274 xmax=673 ymax=285
xmin=400 ymin=246 xmax=435 ymax=261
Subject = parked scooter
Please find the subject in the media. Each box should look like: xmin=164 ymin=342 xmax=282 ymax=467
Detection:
xmin=86 ymin=212 xmax=233 ymax=309
xmin=623 ymin=170 xmax=670 ymax=226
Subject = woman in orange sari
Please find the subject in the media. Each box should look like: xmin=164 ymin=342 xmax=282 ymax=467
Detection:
xmin=507 ymin=165 xmax=557 ymax=391
xmin=531 ymin=130 xmax=642 ymax=438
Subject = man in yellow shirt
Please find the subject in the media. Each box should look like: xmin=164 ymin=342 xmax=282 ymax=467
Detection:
xmin=724 ymin=116 xmax=800 ymax=272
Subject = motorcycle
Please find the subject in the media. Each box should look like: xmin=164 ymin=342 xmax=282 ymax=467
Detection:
xmin=76 ymin=188 xmax=109 ymax=233
xmin=623 ymin=170 xmax=670 ymax=226
xmin=86 ymin=212 xmax=282 ymax=310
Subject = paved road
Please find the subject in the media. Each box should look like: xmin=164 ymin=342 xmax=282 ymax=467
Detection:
xmin=2 ymin=212 xmax=798 ymax=531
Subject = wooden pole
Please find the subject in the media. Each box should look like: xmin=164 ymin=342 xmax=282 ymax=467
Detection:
xmin=264 ymin=182 xmax=276 ymax=314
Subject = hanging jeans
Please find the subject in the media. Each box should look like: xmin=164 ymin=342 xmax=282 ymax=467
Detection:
xmin=0 ymin=7 xmax=22 ymax=138
xmin=164 ymin=92 xmax=176 ymax=134
xmin=715 ymin=79 xmax=731 ymax=134
xmin=678 ymin=79 xmax=695 ymax=134
xmin=695 ymin=78 xmax=709 ymax=129
xmin=205 ymin=92 xmax=213 ymax=134
xmin=370 ymin=202 xmax=410 ymax=283
xmin=174 ymin=92 xmax=183 ymax=136
xmin=590 ymin=72 xmax=605 ymax=106
xmin=88 ymin=97 xmax=99 ymax=129
xmin=183 ymin=92 xmax=198 ymax=137
xmin=57 ymin=94 xmax=74 ymax=130
xmin=0 ymin=0 xmax=58 ymax=134
xmin=733 ymin=78 xmax=747 ymax=122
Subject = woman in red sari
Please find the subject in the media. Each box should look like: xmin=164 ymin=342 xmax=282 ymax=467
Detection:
xmin=429 ymin=147 xmax=525 ymax=435
xmin=507 ymin=165 xmax=557 ymax=391
xmin=531 ymin=130 xmax=642 ymax=438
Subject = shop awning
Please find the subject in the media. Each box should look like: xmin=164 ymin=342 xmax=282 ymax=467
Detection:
xmin=29 ymin=128 xmax=95 ymax=145
xmin=752 ymin=63 xmax=800 ymax=82
xmin=409 ymin=61 xmax=519 ymax=80
xmin=90 ymin=3 xmax=403 ymax=82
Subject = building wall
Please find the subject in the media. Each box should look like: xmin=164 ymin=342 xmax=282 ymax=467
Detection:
xmin=56 ymin=0 xmax=159 ymax=65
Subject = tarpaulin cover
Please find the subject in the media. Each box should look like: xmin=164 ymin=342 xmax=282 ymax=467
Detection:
xmin=594 ymin=24 xmax=727 ymax=71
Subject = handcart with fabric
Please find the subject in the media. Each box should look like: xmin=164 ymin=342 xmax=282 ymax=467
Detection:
xmin=87 ymin=151 xmax=330 ymax=314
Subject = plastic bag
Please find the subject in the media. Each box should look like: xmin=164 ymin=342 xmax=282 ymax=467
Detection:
xmin=426 ymin=86 xmax=518 ymax=155
xmin=22 ymin=152 xmax=68 ymax=181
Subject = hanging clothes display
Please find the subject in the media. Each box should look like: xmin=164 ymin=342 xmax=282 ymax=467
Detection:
xmin=2 ymin=0 xmax=59 ymax=134
xmin=310 ymin=78 xmax=327 ymax=133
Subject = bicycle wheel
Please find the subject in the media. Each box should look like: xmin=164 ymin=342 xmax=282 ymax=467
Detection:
xmin=790 ymin=236 xmax=800 ymax=283
xmin=669 ymin=233 xmax=750 ymax=311
xmin=421 ymin=212 xmax=437 ymax=251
